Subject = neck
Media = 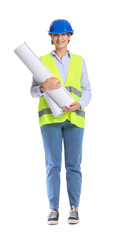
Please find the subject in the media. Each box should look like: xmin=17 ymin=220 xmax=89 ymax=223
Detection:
xmin=54 ymin=47 xmax=68 ymax=60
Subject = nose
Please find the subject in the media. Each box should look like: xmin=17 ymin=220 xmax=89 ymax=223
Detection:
xmin=57 ymin=34 xmax=63 ymax=40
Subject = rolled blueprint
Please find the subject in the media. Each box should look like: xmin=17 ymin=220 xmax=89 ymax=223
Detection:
xmin=14 ymin=42 xmax=75 ymax=117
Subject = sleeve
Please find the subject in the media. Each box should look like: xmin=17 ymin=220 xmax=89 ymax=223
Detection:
xmin=78 ymin=57 xmax=92 ymax=109
xmin=30 ymin=76 xmax=44 ymax=98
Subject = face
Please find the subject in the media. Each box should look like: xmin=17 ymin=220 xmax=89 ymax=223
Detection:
xmin=51 ymin=33 xmax=71 ymax=49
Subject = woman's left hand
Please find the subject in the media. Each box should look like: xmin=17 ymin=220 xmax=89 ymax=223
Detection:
xmin=62 ymin=101 xmax=81 ymax=112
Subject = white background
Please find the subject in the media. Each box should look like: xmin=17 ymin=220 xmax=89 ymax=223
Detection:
xmin=0 ymin=0 xmax=115 ymax=239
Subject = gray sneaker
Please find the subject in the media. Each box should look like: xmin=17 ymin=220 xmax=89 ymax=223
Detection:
xmin=47 ymin=209 xmax=59 ymax=225
xmin=68 ymin=206 xmax=80 ymax=224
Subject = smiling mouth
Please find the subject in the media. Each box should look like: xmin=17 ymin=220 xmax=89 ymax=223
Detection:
xmin=57 ymin=41 xmax=64 ymax=44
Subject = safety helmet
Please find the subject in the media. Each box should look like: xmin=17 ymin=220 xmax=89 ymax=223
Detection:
xmin=48 ymin=19 xmax=74 ymax=35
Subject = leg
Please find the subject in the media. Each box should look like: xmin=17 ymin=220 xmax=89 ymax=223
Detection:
xmin=40 ymin=123 xmax=62 ymax=210
xmin=62 ymin=122 xmax=84 ymax=208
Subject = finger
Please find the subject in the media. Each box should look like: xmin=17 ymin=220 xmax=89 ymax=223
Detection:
xmin=63 ymin=108 xmax=68 ymax=111
xmin=63 ymin=109 xmax=70 ymax=112
xmin=64 ymin=106 xmax=75 ymax=111
xmin=56 ymin=83 xmax=62 ymax=86
xmin=70 ymin=102 xmax=76 ymax=106
xmin=50 ymin=77 xmax=58 ymax=80
xmin=52 ymin=77 xmax=58 ymax=79
xmin=65 ymin=106 xmax=71 ymax=109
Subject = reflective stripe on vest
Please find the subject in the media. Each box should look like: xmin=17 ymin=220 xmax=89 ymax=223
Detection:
xmin=40 ymin=86 xmax=82 ymax=98
xmin=39 ymin=108 xmax=85 ymax=118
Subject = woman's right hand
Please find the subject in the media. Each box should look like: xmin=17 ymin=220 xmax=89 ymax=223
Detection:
xmin=42 ymin=77 xmax=62 ymax=90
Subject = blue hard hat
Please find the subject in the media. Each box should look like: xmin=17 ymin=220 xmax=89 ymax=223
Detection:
xmin=48 ymin=19 xmax=74 ymax=35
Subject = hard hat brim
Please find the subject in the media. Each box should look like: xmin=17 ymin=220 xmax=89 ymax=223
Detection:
xmin=48 ymin=30 xmax=74 ymax=35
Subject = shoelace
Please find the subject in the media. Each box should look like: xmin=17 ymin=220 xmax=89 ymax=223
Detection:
xmin=69 ymin=209 xmax=77 ymax=218
xmin=48 ymin=210 xmax=58 ymax=219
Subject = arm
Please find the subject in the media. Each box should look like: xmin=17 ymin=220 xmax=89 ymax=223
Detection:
xmin=30 ymin=76 xmax=46 ymax=98
xmin=30 ymin=76 xmax=62 ymax=98
xmin=78 ymin=57 xmax=92 ymax=109
xmin=30 ymin=56 xmax=62 ymax=98
xmin=62 ymin=57 xmax=92 ymax=112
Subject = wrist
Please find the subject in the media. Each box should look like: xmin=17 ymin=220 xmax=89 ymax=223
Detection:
xmin=78 ymin=103 xmax=81 ymax=109
xmin=40 ymin=85 xmax=46 ymax=93
xmin=78 ymin=101 xmax=82 ymax=109
xmin=42 ymin=82 xmax=47 ymax=90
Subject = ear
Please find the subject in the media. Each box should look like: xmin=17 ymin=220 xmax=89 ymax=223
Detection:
xmin=50 ymin=34 xmax=54 ymax=41
xmin=68 ymin=34 xmax=71 ymax=41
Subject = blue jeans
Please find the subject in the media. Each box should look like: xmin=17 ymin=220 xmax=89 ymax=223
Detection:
xmin=40 ymin=120 xmax=84 ymax=210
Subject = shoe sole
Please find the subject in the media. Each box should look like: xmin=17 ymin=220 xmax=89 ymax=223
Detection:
xmin=68 ymin=219 xmax=80 ymax=224
xmin=47 ymin=220 xmax=59 ymax=225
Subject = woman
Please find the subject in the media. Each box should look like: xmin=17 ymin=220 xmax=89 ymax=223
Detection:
xmin=30 ymin=19 xmax=92 ymax=225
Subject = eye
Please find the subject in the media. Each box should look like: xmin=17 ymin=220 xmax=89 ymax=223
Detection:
xmin=54 ymin=34 xmax=58 ymax=36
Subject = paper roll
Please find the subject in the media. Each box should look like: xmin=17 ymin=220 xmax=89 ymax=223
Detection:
xmin=14 ymin=42 xmax=75 ymax=117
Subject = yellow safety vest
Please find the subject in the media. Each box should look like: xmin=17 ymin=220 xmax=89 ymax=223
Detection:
xmin=38 ymin=53 xmax=85 ymax=128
